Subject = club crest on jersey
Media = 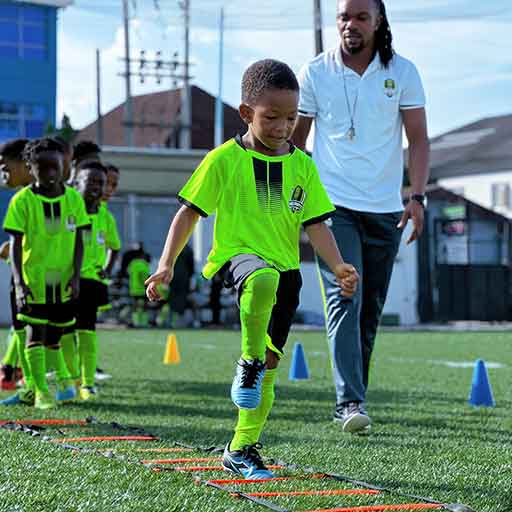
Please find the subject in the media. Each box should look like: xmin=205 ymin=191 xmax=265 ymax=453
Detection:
xmin=289 ymin=186 xmax=306 ymax=213
xmin=384 ymin=78 xmax=396 ymax=97
xmin=66 ymin=215 xmax=77 ymax=232
xmin=97 ymin=230 xmax=106 ymax=245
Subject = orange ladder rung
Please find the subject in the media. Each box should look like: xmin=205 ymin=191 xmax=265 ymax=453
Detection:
xmin=0 ymin=419 xmax=87 ymax=426
xmin=175 ymin=464 xmax=284 ymax=472
xmin=245 ymin=489 xmax=381 ymax=498
xmin=51 ymin=436 xmax=158 ymax=443
xmin=206 ymin=474 xmax=326 ymax=485
xmin=304 ymin=504 xmax=443 ymax=512
xmin=142 ymin=457 xmax=220 ymax=464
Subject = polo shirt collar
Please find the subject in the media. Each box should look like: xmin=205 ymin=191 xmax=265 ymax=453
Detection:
xmin=333 ymin=45 xmax=382 ymax=77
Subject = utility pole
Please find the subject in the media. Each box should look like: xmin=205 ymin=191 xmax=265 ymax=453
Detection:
xmin=96 ymin=49 xmax=103 ymax=146
xmin=214 ymin=7 xmax=224 ymax=148
xmin=180 ymin=0 xmax=192 ymax=149
xmin=314 ymin=0 xmax=324 ymax=55
xmin=122 ymin=0 xmax=134 ymax=146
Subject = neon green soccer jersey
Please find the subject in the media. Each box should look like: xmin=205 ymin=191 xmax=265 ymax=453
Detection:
xmin=178 ymin=136 xmax=335 ymax=279
xmin=81 ymin=203 xmax=120 ymax=282
xmin=3 ymin=185 xmax=90 ymax=304
xmin=100 ymin=201 xmax=121 ymax=253
xmin=82 ymin=202 xmax=122 ymax=284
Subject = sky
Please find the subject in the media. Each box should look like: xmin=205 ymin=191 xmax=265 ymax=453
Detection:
xmin=57 ymin=0 xmax=512 ymax=138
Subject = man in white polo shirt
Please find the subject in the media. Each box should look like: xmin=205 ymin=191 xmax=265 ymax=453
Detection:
xmin=293 ymin=0 xmax=430 ymax=433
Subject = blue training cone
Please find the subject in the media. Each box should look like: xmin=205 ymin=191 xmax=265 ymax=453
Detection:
xmin=468 ymin=359 xmax=496 ymax=407
xmin=289 ymin=342 xmax=309 ymax=380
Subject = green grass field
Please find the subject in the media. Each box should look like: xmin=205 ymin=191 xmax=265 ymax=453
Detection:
xmin=0 ymin=328 xmax=511 ymax=512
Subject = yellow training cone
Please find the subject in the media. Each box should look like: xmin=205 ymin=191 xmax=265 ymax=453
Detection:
xmin=163 ymin=333 xmax=181 ymax=365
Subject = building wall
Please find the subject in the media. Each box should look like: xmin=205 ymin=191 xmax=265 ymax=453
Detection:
xmin=439 ymin=169 xmax=512 ymax=218
xmin=0 ymin=1 xmax=57 ymax=142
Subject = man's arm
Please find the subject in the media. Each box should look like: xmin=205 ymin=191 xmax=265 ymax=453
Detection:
xmin=145 ymin=205 xmax=200 ymax=301
xmin=404 ymin=107 xmax=430 ymax=196
xmin=398 ymin=107 xmax=430 ymax=244
xmin=291 ymin=116 xmax=314 ymax=151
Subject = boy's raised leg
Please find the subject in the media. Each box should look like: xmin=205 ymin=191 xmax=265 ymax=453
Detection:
xmin=231 ymin=269 xmax=279 ymax=410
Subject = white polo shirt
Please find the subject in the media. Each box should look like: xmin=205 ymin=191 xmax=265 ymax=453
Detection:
xmin=298 ymin=47 xmax=426 ymax=213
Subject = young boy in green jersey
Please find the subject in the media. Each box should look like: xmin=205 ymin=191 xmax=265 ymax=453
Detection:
xmin=71 ymin=162 xmax=112 ymax=400
xmin=59 ymin=163 xmax=121 ymax=387
xmin=146 ymin=59 xmax=359 ymax=479
xmin=0 ymin=139 xmax=33 ymax=402
xmin=99 ymin=163 xmax=121 ymax=297
xmin=68 ymin=141 xmax=102 ymax=185
xmin=3 ymin=138 xmax=90 ymax=409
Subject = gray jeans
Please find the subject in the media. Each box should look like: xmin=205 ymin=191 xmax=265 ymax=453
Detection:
xmin=317 ymin=206 xmax=403 ymax=405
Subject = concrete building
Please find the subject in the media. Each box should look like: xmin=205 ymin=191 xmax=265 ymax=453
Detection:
xmin=0 ymin=0 xmax=72 ymax=143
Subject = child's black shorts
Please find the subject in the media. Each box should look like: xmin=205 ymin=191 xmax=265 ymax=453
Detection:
xmin=75 ymin=278 xmax=107 ymax=331
xmin=222 ymin=254 xmax=302 ymax=356
xmin=17 ymin=301 xmax=76 ymax=328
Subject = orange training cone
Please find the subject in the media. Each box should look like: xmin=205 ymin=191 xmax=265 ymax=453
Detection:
xmin=163 ymin=333 xmax=181 ymax=365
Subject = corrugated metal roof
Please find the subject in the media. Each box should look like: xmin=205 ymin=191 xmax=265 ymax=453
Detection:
xmin=406 ymin=114 xmax=512 ymax=181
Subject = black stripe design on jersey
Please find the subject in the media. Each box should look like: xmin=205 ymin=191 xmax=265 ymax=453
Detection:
xmin=52 ymin=202 xmax=61 ymax=220
xmin=253 ymin=158 xmax=268 ymax=213
xmin=45 ymin=284 xmax=53 ymax=304
xmin=252 ymin=158 xmax=283 ymax=215
xmin=268 ymin=161 xmax=283 ymax=215
xmin=43 ymin=202 xmax=52 ymax=220
xmin=42 ymin=201 xmax=62 ymax=235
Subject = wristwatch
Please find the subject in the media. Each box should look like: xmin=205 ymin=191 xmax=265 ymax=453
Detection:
xmin=410 ymin=194 xmax=426 ymax=208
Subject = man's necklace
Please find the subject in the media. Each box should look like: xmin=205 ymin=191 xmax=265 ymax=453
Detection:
xmin=341 ymin=62 xmax=359 ymax=141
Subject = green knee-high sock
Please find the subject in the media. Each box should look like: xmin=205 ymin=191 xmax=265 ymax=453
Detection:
xmin=26 ymin=345 xmax=49 ymax=394
xmin=46 ymin=346 xmax=72 ymax=383
xmin=77 ymin=330 xmax=97 ymax=387
xmin=240 ymin=270 xmax=279 ymax=361
xmin=16 ymin=330 xmax=33 ymax=390
xmin=230 ymin=368 xmax=278 ymax=450
xmin=2 ymin=328 xmax=18 ymax=366
xmin=60 ymin=332 xmax=79 ymax=380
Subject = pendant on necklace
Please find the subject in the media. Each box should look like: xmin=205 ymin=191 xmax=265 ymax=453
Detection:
xmin=347 ymin=126 xmax=355 ymax=141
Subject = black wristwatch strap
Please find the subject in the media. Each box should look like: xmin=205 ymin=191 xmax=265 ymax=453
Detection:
xmin=411 ymin=194 xmax=426 ymax=207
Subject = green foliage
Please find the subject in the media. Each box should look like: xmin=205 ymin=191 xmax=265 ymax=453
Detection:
xmin=44 ymin=114 xmax=77 ymax=142
xmin=0 ymin=329 xmax=510 ymax=511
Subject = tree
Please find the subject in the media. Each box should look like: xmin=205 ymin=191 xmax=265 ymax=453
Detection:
xmin=45 ymin=114 xmax=78 ymax=142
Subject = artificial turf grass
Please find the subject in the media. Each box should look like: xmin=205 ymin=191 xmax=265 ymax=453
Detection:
xmin=0 ymin=328 xmax=511 ymax=512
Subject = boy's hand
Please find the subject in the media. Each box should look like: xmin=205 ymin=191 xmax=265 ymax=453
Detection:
xmin=15 ymin=282 xmax=33 ymax=311
xmin=67 ymin=274 xmax=81 ymax=300
xmin=334 ymin=263 xmax=359 ymax=298
xmin=0 ymin=241 xmax=9 ymax=260
xmin=145 ymin=266 xmax=174 ymax=302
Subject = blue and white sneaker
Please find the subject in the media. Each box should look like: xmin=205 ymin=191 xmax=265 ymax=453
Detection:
xmin=230 ymin=358 xmax=266 ymax=410
xmin=56 ymin=383 xmax=77 ymax=403
xmin=222 ymin=442 xmax=276 ymax=480
xmin=0 ymin=388 xmax=35 ymax=406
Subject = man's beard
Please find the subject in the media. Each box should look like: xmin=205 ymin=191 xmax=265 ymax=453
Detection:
xmin=345 ymin=42 xmax=364 ymax=54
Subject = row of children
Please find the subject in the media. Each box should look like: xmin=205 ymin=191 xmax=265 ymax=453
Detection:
xmin=0 ymin=137 xmax=121 ymax=409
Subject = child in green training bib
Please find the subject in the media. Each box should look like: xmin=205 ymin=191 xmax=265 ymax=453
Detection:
xmin=3 ymin=138 xmax=89 ymax=410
